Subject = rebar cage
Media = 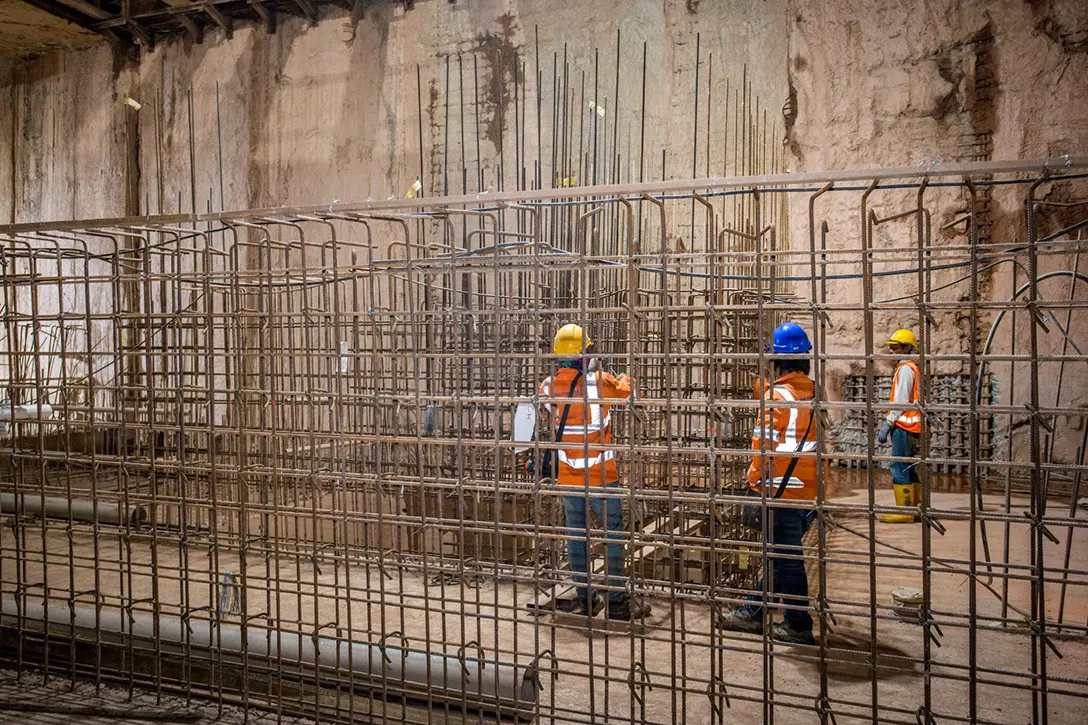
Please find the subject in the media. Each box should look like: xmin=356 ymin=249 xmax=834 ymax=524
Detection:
xmin=1 ymin=158 xmax=1087 ymax=724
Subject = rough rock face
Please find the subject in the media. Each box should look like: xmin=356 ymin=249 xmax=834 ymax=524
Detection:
xmin=0 ymin=0 xmax=99 ymax=64
xmin=0 ymin=0 xmax=1086 ymax=461
xmin=786 ymin=0 xmax=1087 ymax=169
xmin=784 ymin=0 xmax=1088 ymax=462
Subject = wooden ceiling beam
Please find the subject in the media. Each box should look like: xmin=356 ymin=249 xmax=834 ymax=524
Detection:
xmin=176 ymin=14 xmax=203 ymax=42
xmin=125 ymin=19 xmax=154 ymax=47
xmin=292 ymin=0 xmax=318 ymax=25
xmin=249 ymin=0 xmax=276 ymax=33
xmin=52 ymin=0 xmax=110 ymax=20
xmin=202 ymin=1 xmax=233 ymax=38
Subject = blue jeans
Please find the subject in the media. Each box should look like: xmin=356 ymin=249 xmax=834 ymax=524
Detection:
xmin=891 ymin=425 xmax=920 ymax=486
xmin=562 ymin=484 xmax=626 ymax=603
xmin=743 ymin=506 xmax=814 ymax=631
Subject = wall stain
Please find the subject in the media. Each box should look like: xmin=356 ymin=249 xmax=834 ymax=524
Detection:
xmin=465 ymin=12 xmax=521 ymax=159
xmin=245 ymin=19 xmax=307 ymax=211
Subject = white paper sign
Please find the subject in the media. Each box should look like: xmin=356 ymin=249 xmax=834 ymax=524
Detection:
xmin=512 ymin=402 xmax=536 ymax=452
xmin=338 ymin=341 xmax=351 ymax=373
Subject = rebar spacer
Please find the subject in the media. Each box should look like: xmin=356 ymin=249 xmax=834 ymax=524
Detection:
xmin=456 ymin=640 xmax=487 ymax=678
xmin=627 ymin=661 xmax=653 ymax=705
xmin=377 ymin=630 xmax=410 ymax=664
xmin=706 ymin=677 xmax=731 ymax=716
xmin=815 ymin=695 xmax=838 ymax=724
xmin=526 ymin=649 xmax=559 ymax=690
xmin=916 ymin=705 xmax=937 ymax=725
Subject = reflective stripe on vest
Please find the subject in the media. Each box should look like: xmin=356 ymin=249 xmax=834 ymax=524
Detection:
xmin=563 ymin=412 xmax=612 ymax=434
xmin=892 ymin=362 xmax=921 ymax=430
xmin=546 ymin=377 xmax=606 ymax=433
xmin=557 ymin=448 xmax=615 ymax=469
xmin=771 ymin=385 xmax=815 ymax=452
xmin=769 ymin=476 xmax=807 ymax=489
xmin=752 ymin=426 xmax=774 ymax=440
xmin=551 ymin=373 xmax=610 ymax=468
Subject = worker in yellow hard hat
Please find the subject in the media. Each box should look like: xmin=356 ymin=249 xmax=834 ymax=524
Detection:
xmin=535 ymin=323 xmax=649 ymax=621
xmin=551 ymin=323 xmax=591 ymax=357
xmin=877 ymin=329 xmax=921 ymax=523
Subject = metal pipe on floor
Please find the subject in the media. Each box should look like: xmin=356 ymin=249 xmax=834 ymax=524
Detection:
xmin=0 ymin=494 xmax=149 ymax=527
xmin=0 ymin=403 xmax=53 ymax=422
xmin=0 ymin=601 xmax=539 ymax=719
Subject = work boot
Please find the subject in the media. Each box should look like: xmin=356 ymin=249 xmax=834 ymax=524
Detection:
xmin=880 ymin=512 xmax=918 ymax=523
xmin=715 ymin=607 xmax=763 ymax=634
xmin=607 ymin=595 xmax=651 ymax=621
xmin=577 ymin=595 xmax=604 ymax=617
xmin=881 ymin=483 xmax=920 ymax=523
xmin=771 ymin=621 xmax=816 ymax=645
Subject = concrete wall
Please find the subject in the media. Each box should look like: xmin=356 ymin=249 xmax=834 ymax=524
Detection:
xmin=1 ymin=0 xmax=1086 ymax=462
xmin=1 ymin=0 xmax=788 ymax=223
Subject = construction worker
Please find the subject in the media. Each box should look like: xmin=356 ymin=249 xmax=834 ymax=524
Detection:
xmin=877 ymin=329 xmax=921 ymax=523
xmin=717 ymin=321 xmax=820 ymax=645
xmin=538 ymin=323 xmax=650 ymax=621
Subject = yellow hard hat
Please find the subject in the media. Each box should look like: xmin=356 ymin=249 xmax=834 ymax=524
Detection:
xmin=553 ymin=323 xmax=593 ymax=356
xmin=885 ymin=329 xmax=918 ymax=348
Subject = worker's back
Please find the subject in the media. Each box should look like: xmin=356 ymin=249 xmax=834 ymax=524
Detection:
xmin=746 ymin=371 xmax=822 ymax=500
xmin=539 ymin=368 xmax=632 ymax=486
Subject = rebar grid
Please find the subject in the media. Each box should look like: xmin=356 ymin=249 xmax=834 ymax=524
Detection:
xmin=1 ymin=158 xmax=1087 ymax=725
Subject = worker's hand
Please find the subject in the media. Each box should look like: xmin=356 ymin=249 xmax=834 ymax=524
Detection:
xmin=877 ymin=421 xmax=891 ymax=445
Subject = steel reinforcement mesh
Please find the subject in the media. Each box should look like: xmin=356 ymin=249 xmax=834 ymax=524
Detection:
xmin=835 ymin=374 xmax=996 ymax=473
xmin=0 ymin=159 xmax=1087 ymax=724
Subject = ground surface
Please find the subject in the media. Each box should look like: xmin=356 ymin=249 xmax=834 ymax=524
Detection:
xmin=0 ymin=667 xmax=316 ymax=724
xmin=1 ymin=482 xmax=1085 ymax=724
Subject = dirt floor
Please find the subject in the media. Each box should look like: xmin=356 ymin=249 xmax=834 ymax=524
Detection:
xmin=1 ymin=484 xmax=1086 ymax=724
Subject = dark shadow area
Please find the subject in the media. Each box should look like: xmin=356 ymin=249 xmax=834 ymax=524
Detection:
xmin=785 ymin=627 xmax=921 ymax=682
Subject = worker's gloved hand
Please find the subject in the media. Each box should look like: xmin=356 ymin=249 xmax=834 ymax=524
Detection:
xmin=877 ymin=421 xmax=891 ymax=445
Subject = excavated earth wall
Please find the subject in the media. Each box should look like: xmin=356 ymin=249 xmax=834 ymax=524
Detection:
xmin=1 ymin=0 xmax=1087 ymax=461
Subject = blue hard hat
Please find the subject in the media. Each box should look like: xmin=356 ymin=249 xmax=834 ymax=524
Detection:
xmin=767 ymin=322 xmax=812 ymax=354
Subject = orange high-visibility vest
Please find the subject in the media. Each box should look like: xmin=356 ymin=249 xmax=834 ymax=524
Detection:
xmin=539 ymin=368 xmax=633 ymax=486
xmin=747 ymin=371 xmax=822 ymax=501
xmin=891 ymin=360 xmax=922 ymax=434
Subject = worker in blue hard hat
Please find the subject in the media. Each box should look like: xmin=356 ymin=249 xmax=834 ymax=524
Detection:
xmin=717 ymin=321 xmax=823 ymax=645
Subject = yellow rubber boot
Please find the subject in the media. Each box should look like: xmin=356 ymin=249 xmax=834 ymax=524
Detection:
xmin=880 ymin=484 xmax=918 ymax=524
xmin=911 ymin=483 xmax=922 ymax=520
